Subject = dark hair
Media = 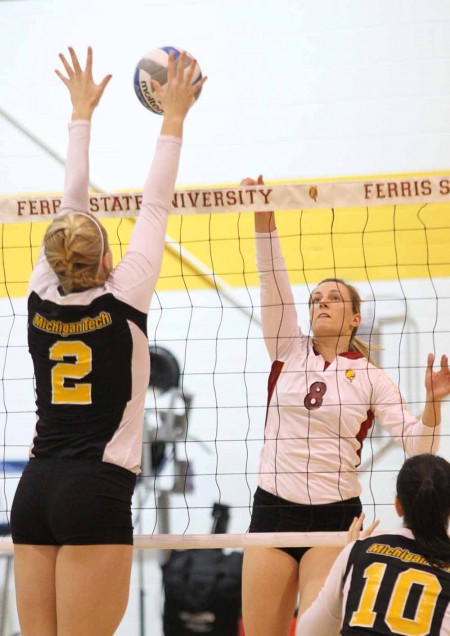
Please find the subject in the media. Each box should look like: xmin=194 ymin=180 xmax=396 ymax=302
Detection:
xmin=309 ymin=278 xmax=374 ymax=361
xmin=397 ymin=454 xmax=450 ymax=568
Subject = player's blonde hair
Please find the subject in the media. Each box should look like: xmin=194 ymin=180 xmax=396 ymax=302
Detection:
xmin=44 ymin=212 xmax=109 ymax=294
xmin=310 ymin=278 xmax=375 ymax=362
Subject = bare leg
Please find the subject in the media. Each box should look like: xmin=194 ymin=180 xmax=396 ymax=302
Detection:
xmin=242 ymin=547 xmax=298 ymax=636
xmin=13 ymin=544 xmax=59 ymax=636
xmin=55 ymin=544 xmax=133 ymax=636
xmin=297 ymin=546 xmax=341 ymax=617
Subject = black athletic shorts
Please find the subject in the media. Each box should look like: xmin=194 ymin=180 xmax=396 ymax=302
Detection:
xmin=248 ymin=486 xmax=362 ymax=562
xmin=11 ymin=458 xmax=136 ymax=546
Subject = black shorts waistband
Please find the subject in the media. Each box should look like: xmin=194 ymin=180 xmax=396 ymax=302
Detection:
xmin=253 ymin=486 xmax=361 ymax=511
xmin=26 ymin=457 xmax=135 ymax=482
xmin=249 ymin=486 xmax=362 ymax=534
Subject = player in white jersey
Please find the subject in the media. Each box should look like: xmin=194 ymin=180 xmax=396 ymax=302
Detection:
xmin=10 ymin=47 xmax=205 ymax=636
xmin=296 ymin=453 xmax=450 ymax=636
xmin=240 ymin=177 xmax=450 ymax=636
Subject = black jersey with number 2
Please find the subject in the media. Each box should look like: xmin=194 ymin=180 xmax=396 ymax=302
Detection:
xmin=26 ymin=120 xmax=182 ymax=474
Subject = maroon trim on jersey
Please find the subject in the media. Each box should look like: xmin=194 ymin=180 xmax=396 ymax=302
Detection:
xmin=265 ymin=360 xmax=284 ymax=428
xmin=355 ymin=410 xmax=375 ymax=463
xmin=338 ymin=351 xmax=364 ymax=360
xmin=315 ymin=349 xmax=364 ymax=370
xmin=313 ymin=347 xmax=364 ymax=361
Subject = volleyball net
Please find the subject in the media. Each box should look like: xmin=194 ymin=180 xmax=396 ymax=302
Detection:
xmin=0 ymin=174 xmax=449 ymax=553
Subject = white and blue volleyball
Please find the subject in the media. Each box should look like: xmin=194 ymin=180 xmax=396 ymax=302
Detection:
xmin=133 ymin=46 xmax=202 ymax=114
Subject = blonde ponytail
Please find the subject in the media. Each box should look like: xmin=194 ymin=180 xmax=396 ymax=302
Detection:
xmin=349 ymin=335 xmax=378 ymax=365
xmin=44 ymin=212 xmax=109 ymax=294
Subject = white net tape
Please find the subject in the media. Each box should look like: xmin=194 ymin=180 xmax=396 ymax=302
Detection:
xmin=1 ymin=176 xmax=450 ymax=222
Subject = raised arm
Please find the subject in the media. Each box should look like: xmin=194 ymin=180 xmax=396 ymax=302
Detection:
xmin=111 ymin=52 xmax=207 ymax=312
xmin=56 ymin=46 xmax=111 ymax=213
xmin=245 ymin=176 xmax=301 ymax=361
xmin=29 ymin=47 xmax=111 ymax=292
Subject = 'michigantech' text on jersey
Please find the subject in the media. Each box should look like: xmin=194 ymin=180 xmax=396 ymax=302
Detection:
xmin=296 ymin=528 xmax=450 ymax=635
xmin=256 ymin=230 xmax=440 ymax=504
xmin=27 ymin=121 xmax=181 ymax=474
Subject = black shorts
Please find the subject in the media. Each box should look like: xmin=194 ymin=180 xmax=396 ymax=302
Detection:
xmin=249 ymin=487 xmax=362 ymax=562
xmin=11 ymin=458 xmax=136 ymax=546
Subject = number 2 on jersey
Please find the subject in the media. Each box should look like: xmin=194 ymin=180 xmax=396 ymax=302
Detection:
xmin=350 ymin=562 xmax=442 ymax=635
xmin=50 ymin=340 xmax=92 ymax=405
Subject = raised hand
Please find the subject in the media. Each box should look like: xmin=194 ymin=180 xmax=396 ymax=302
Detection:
xmin=55 ymin=46 xmax=112 ymax=121
xmin=152 ymin=51 xmax=207 ymax=137
xmin=425 ymin=353 xmax=450 ymax=402
xmin=347 ymin=513 xmax=380 ymax=543
xmin=241 ymin=175 xmax=265 ymax=188
xmin=242 ymin=175 xmax=275 ymax=232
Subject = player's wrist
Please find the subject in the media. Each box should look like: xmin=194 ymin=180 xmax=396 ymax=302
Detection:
xmin=160 ymin=115 xmax=185 ymax=137
xmin=71 ymin=107 xmax=94 ymax=121
xmin=425 ymin=391 xmax=441 ymax=403
xmin=162 ymin=112 xmax=186 ymax=124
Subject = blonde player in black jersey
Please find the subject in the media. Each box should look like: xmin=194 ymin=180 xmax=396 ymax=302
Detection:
xmin=10 ymin=47 xmax=205 ymax=636
xmin=296 ymin=453 xmax=450 ymax=635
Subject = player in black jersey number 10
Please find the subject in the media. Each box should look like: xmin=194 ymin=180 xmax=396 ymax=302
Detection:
xmin=296 ymin=453 xmax=450 ymax=636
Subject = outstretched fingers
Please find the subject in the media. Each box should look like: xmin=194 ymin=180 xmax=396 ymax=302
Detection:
xmin=55 ymin=68 xmax=69 ymax=86
xmin=192 ymin=67 xmax=207 ymax=96
xmin=84 ymin=46 xmax=93 ymax=77
xmin=241 ymin=175 xmax=264 ymax=187
xmin=98 ymin=73 xmax=113 ymax=96
xmin=347 ymin=513 xmax=379 ymax=543
xmin=166 ymin=51 xmax=177 ymax=83
xmin=361 ymin=519 xmax=380 ymax=539
xmin=55 ymin=46 xmax=112 ymax=119
xmin=426 ymin=352 xmax=450 ymax=379
xmin=176 ymin=51 xmax=188 ymax=81
xmin=167 ymin=50 xmax=207 ymax=97
xmin=185 ymin=59 xmax=196 ymax=84
xmin=55 ymin=52 xmax=74 ymax=84
xmin=347 ymin=514 xmax=364 ymax=543
xmin=68 ymin=46 xmax=83 ymax=76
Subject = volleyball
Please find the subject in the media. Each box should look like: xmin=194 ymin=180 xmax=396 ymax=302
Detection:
xmin=133 ymin=46 xmax=202 ymax=114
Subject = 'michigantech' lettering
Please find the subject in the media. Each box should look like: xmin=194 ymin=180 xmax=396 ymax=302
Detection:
xmin=32 ymin=311 xmax=112 ymax=337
